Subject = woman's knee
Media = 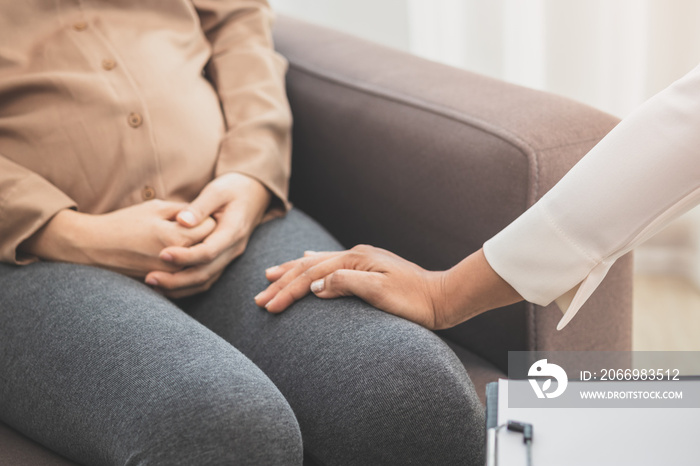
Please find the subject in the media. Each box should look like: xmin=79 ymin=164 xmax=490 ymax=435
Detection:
xmin=0 ymin=262 xmax=303 ymax=465
xmin=292 ymin=311 xmax=485 ymax=465
xmin=121 ymin=370 xmax=303 ymax=465
xmin=356 ymin=327 xmax=485 ymax=464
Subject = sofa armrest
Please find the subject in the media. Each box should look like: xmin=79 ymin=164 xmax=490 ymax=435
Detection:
xmin=273 ymin=16 xmax=633 ymax=372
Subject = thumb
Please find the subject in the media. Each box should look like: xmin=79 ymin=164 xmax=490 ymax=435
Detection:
xmin=177 ymin=186 xmax=227 ymax=227
xmin=311 ymin=270 xmax=384 ymax=304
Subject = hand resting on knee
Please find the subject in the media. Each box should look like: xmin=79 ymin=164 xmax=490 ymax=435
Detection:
xmin=255 ymin=245 xmax=522 ymax=330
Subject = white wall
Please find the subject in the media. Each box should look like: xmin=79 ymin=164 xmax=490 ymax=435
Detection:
xmin=272 ymin=0 xmax=700 ymax=117
xmin=270 ymin=0 xmax=411 ymax=52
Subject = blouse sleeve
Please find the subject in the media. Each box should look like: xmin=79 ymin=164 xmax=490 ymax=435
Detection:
xmin=192 ymin=0 xmax=293 ymax=214
xmin=0 ymin=155 xmax=77 ymax=264
xmin=483 ymin=62 xmax=700 ymax=330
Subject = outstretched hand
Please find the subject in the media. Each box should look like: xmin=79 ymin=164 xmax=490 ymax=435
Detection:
xmin=255 ymin=246 xmax=523 ymax=330
xmin=254 ymin=245 xmax=449 ymax=330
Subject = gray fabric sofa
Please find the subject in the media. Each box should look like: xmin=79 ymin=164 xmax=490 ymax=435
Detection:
xmin=0 ymin=16 xmax=632 ymax=465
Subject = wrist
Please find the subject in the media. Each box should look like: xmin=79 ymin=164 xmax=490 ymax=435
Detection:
xmin=425 ymin=269 xmax=452 ymax=330
xmin=240 ymin=174 xmax=272 ymax=216
xmin=218 ymin=172 xmax=271 ymax=217
xmin=21 ymin=209 xmax=91 ymax=263
xmin=235 ymin=174 xmax=273 ymax=226
xmin=427 ymin=265 xmax=482 ymax=330
xmin=428 ymin=248 xmax=524 ymax=329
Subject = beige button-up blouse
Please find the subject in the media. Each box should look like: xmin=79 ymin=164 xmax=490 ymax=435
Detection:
xmin=0 ymin=0 xmax=292 ymax=264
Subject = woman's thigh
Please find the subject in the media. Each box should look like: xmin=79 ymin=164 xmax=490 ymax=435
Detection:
xmin=182 ymin=209 xmax=486 ymax=466
xmin=0 ymin=262 xmax=302 ymax=466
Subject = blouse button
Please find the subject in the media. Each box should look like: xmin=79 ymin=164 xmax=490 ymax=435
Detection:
xmin=128 ymin=112 xmax=143 ymax=128
xmin=73 ymin=22 xmax=88 ymax=31
xmin=142 ymin=186 xmax=156 ymax=201
xmin=102 ymin=59 xmax=117 ymax=71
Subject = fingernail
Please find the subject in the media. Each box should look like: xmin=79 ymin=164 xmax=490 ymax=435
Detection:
xmin=265 ymin=266 xmax=280 ymax=275
xmin=265 ymin=299 xmax=274 ymax=310
xmin=254 ymin=291 xmax=265 ymax=302
xmin=310 ymin=279 xmax=325 ymax=293
xmin=145 ymin=277 xmax=159 ymax=286
xmin=304 ymin=250 xmax=317 ymax=255
xmin=160 ymin=252 xmax=174 ymax=262
xmin=178 ymin=211 xmax=197 ymax=226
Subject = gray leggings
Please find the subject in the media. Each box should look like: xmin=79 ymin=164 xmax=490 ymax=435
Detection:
xmin=0 ymin=209 xmax=484 ymax=465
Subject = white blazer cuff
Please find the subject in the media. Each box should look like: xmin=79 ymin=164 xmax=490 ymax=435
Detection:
xmin=483 ymin=202 xmax=606 ymax=329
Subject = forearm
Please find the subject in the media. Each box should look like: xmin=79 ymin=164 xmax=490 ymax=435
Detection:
xmin=20 ymin=201 xmax=216 ymax=279
xmin=19 ymin=209 xmax=91 ymax=264
xmin=433 ymin=248 xmax=523 ymax=329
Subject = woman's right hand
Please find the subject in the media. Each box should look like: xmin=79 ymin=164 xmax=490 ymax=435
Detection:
xmin=256 ymin=246 xmax=448 ymax=329
xmin=21 ymin=200 xmax=217 ymax=278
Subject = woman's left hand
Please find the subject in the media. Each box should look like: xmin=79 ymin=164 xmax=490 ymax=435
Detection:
xmin=254 ymin=245 xmax=449 ymax=330
xmin=145 ymin=172 xmax=271 ymax=298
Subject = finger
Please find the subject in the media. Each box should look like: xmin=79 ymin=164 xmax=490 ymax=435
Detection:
xmin=150 ymin=200 xmax=189 ymax=218
xmin=161 ymin=230 xmax=234 ymax=266
xmin=266 ymin=245 xmax=385 ymax=283
xmin=161 ymin=271 xmax=223 ymax=299
xmin=266 ymin=269 xmax=385 ymax=313
xmin=261 ymin=253 xmax=374 ymax=312
xmin=264 ymin=251 xmax=340 ymax=282
xmin=167 ymin=216 xmax=217 ymax=251
xmin=146 ymin=253 xmax=229 ymax=290
xmin=312 ymin=269 xmax=385 ymax=303
xmin=255 ymin=252 xmax=347 ymax=307
xmin=161 ymin=216 xmax=242 ymax=266
xmin=109 ymin=254 xmax=184 ymax=277
xmin=176 ymin=184 xmax=230 ymax=227
xmin=192 ymin=215 xmax=218 ymax=237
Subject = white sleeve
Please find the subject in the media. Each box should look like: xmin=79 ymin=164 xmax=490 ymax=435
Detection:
xmin=483 ymin=62 xmax=700 ymax=330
